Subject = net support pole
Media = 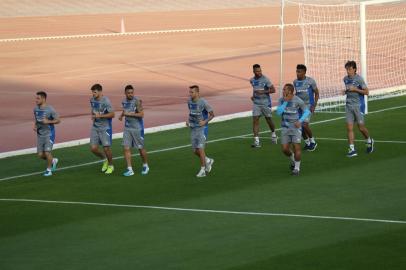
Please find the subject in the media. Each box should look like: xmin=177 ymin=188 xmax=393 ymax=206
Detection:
xmin=121 ymin=18 xmax=126 ymax=33
xmin=360 ymin=2 xmax=368 ymax=113
xmin=279 ymin=0 xmax=285 ymax=96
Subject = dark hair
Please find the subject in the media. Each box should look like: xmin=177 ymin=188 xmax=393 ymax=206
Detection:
xmin=296 ymin=64 xmax=307 ymax=72
xmin=253 ymin=64 xmax=261 ymax=69
xmin=284 ymin=83 xmax=294 ymax=93
xmin=125 ymin=85 xmax=134 ymax=92
xmin=345 ymin=61 xmax=357 ymax=71
xmin=91 ymin=83 xmax=102 ymax=91
xmin=36 ymin=91 xmax=47 ymax=99
xmin=189 ymin=85 xmax=199 ymax=92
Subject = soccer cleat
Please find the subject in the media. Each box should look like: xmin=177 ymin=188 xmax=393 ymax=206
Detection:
xmin=347 ymin=149 xmax=358 ymax=157
xmin=205 ymin=158 xmax=214 ymax=173
xmin=105 ymin=165 xmax=114 ymax=174
xmin=291 ymin=169 xmax=300 ymax=176
xmin=141 ymin=166 xmax=150 ymax=175
xmin=303 ymin=144 xmax=311 ymax=150
xmin=271 ymin=135 xmax=278 ymax=144
xmin=51 ymin=158 xmax=58 ymax=172
xmin=123 ymin=169 xmax=134 ymax=177
xmin=366 ymin=139 xmax=374 ymax=154
xmin=196 ymin=169 xmax=206 ymax=178
xmin=43 ymin=170 xmax=52 ymax=177
xmin=101 ymin=160 xmax=109 ymax=172
xmin=251 ymin=141 xmax=261 ymax=148
xmin=307 ymin=142 xmax=318 ymax=152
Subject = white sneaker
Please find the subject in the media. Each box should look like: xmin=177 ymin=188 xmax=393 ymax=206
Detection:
xmin=196 ymin=169 xmax=206 ymax=178
xmin=51 ymin=158 xmax=58 ymax=172
xmin=205 ymin=158 xmax=214 ymax=173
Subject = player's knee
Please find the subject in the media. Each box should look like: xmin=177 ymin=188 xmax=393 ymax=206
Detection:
xmin=90 ymin=145 xmax=99 ymax=153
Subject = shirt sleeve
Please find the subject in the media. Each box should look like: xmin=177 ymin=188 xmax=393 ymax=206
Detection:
xmin=50 ymin=107 xmax=58 ymax=120
xmin=358 ymin=76 xmax=368 ymax=89
xmin=204 ymin=99 xmax=213 ymax=113
xmin=310 ymin=78 xmax=318 ymax=90
xmin=104 ymin=98 xmax=113 ymax=113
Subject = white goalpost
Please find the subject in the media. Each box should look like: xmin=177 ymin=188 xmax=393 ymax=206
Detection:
xmin=293 ymin=0 xmax=406 ymax=113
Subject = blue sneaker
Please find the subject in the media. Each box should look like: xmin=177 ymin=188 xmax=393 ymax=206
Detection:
xmin=366 ymin=139 xmax=374 ymax=154
xmin=347 ymin=149 xmax=358 ymax=157
xmin=51 ymin=158 xmax=58 ymax=172
xmin=123 ymin=169 xmax=134 ymax=177
xmin=307 ymin=142 xmax=317 ymax=152
xmin=43 ymin=170 xmax=52 ymax=177
xmin=141 ymin=165 xmax=149 ymax=175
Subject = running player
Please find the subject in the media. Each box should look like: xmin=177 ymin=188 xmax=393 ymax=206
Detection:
xmin=89 ymin=84 xmax=115 ymax=174
xmin=276 ymin=84 xmax=310 ymax=176
xmin=250 ymin=64 xmax=277 ymax=147
xmin=293 ymin=64 xmax=320 ymax=151
xmin=33 ymin=91 xmax=60 ymax=176
xmin=119 ymin=85 xmax=149 ymax=176
xmin=343 ymin=61 xmax=374 ymax=157
xmin=186 ymin=85 xmax=214 ymax=178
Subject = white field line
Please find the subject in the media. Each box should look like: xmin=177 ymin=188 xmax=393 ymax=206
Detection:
xmin=238 ymin=137 xmax=406 ymax=144
xmin=0 ymin=198 xmax=405 ymax=225
xmin=1 ymin=18 xmax=405 ymax=43
xmin=0 ymin=104 xmax=405 ymax=182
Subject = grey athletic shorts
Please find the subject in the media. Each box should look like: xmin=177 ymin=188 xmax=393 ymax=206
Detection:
xmin=90 ymin=126 xmax=112 ymax=147
xmin=281 ymin=127 xmax=302 ymax=144
xmin=191 ymin=126 xmax=207 ymax=149
xmin=122 ymin=128 xmax=144 ymax=149
xmin=346 ymin=105 xmax=364 ymax=124
xmin=252 ymin=104 xmax=272 ymax=118
xmin=37 ymin=135 xmax=53 ymax=153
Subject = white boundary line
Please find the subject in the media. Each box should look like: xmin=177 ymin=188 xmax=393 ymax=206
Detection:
xmin=0 ymin=198 xmax=405 ymax=225
xmin=0 ymin=104 xmax=405 ymax=182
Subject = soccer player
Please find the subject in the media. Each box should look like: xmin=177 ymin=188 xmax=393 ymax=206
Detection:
xmin=33 ymin=91 xmax=60 ymax=176
xmin=119 ymin=85 xmax=149 ymax=176
xmin=343 ymin=61 xmax=374 ymax=157
xmin=250 ymin=64 xmax=277 ymax=148
xmin=186 ymin=85 xmax=214 ymax=178
xmin=89 ymin=83 xmax=115 ymax=174
xmin=293 ymin=64 xmax=320 ymax=151
xmin=276 ymin=84 xmax=310 ymax=176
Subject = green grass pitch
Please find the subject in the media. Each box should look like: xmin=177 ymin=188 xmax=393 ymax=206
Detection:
xmin=0 ymin=96 xmax=406 ymax=270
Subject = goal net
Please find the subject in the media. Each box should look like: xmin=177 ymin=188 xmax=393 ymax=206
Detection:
xmin=298 ymin=0 xmax=406 ymax=112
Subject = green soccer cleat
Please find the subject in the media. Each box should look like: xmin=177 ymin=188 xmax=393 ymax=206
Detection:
xmin=105 ymin=165 xmax=114 ymax=175
xmin=101 ymin=160 xmax=109 ymax=172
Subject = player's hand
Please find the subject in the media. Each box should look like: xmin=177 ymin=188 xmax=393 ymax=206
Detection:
xmin=42 ymin=118 xmax=49 ymax=124
xmin=250 ymin=96 xmax=254 ymax=101
xmin=199 ymin=120 xmax=207 ymax=127
xmin=33 ymin=126 xmax=37 ymax=132
xmin=185 ymin=121 xmax=189 ymax=127
xmin=118 ymin=115 xmax=123 ymax=121
xmin=349 ymin=85 xmax=358 ymax=92
xmin=294 ymin=121 xmax=301 ymax=128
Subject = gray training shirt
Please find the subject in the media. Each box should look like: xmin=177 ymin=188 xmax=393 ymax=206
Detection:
xmin=250 ymin=75 xmax=273 ymax=106
xmin=33 ymin=105 xmax=58 ymax=137
xmin=188 ymin=98 xmax=213 ymax=128
xmin=90 ymin=96 xmax=113 ymax=130
xmin=279 ymin=96 xmax=307 ymax=129
xmin=293 ymin=76 xmax=317 ymax=106
xmin=343 ymin=74 xmax=367 ymax=109
xmin=122 ymin=97 xmax=144 ymax=130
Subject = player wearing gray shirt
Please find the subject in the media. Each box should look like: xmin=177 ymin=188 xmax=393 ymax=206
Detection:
xmin=293 ymin=64 xmax=320 ymax=151
xmin=343 ymin=61 xmax=374 ymax=157
xmin=89 ymin=84 xmax=115 ymax=174
xmin=187 ymin=85 xmax=214 ymax=178
xmin=119 ymin=85 xmax=149 ymax=176
xmin=249 ymin=64 xmax=277 ymax=148
xmin=33 ymin=91 xmax=60 ymax=176
xmin=276 ymin=84 xmax=310 ymax=176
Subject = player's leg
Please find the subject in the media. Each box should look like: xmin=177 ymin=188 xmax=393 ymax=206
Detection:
xmin=122 ymin=129 xmax=134 ymax=176
xmin=133 ymin=129 xmax=149 ymax=175
xmin=265 ymin=113 xmax=277 ymax=144
xmin=303 ymin=122 xmax=317 ymax=151
xmin=281 ymin=129 xmax=295 ymax=171
xmin=139 ymin=148 xmax=149 ymax=175
xmin=291 ymin=143 xmax=302 ymax=175
xmin=100 ymin=128 xmax=114 ymax=174
xmin=354 ymin=108 xmax=374 ymax=154
xmin=192 ymin=127 xmax=207 ymax=177
xmin=345 ymin=107 xmax=357 ymax=157
xmin=252 ymin=104 xmax=262 ymax=147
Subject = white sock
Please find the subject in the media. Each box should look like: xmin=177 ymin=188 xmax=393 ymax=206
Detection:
xmin=294 ymin=160 xmax=301 ymax=171
xmin=271 ymin=132 xmax=276 ymax=137
xmin=290 ymin=153 xmax=295 ymax=163
xmin=254 ymin=136 xmax=259 ymax=143
xmin=349 ymin=144 xmax=355 ymax=151
xmin=127 ymin=166 xmax=133 ymax=171
xmin=310 ymin=137 xmax=315 ymax=144
xmin=304 ymin=138 xmax=310 ymax=145
xmin=46 ymin=168 xmax=51 ymax=172
xmin=205 ymin=157 xmax=211 ymax=163
xmin=143 ymin=163 xmax=148 ymax=168
xmin=200 ymin=166 xmax=205 ymax=171
xmin=367 ymin=137 xmax=372 ymax=144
